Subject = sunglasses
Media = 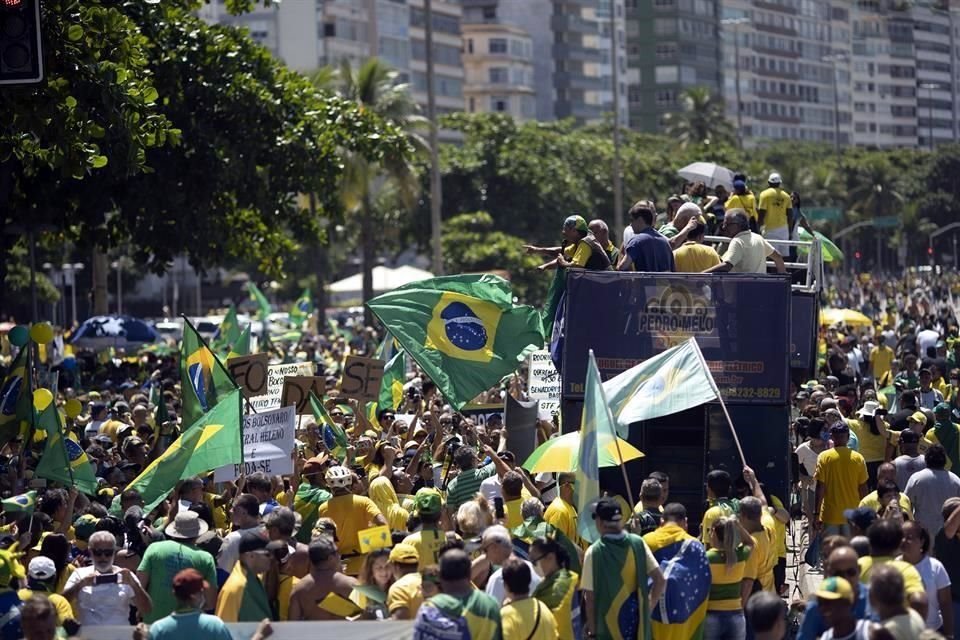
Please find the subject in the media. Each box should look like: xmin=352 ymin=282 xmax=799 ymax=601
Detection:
xmin=91 ymin=548 xmax=115 ymax=557
xmin=330 ymin=412 xmax=344 ymax=418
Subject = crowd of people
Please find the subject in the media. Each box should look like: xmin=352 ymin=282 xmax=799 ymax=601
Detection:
xmin=1 ymin=174 xmax=960 ymax=640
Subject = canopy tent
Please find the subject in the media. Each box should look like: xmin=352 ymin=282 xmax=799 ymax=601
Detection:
xmin=328 ymin=266 xmax=434 ymax=303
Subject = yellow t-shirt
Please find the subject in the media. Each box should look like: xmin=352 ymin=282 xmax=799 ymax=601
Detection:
xmin=858 ymin=556 xmax=925 ymax=597
xmin=673 ymin=242 xmax=721 ymax=273
xmin=317 ymin=494 xmax=383 ymax=573
xmin=848 ymin=418 xmax=887 ymax=463
xmin=870 ymin=345 xmax=895 ymax=382
xmin=402 ymin=528 xmax=448 ymax=571
xmin=764 ymin=502 xmax=787 ymax=560
xmin=859 ymin=491 xmax=913 ymax=516
xmin=814 ymin=447 xmax=869 ymax=525
xmin=504 ymin=498 xmax=524 ymax=531
xmin=700 ymin=499 xmax=740 ymax=546
xmin=17 ymin=589 xmax=74 ymax=625
xmin=725 ymin=192 xmax=758 ymax=221
xmin=751 ymin=526 xmax=775 ymax=593
xmin=502 ymin=597 xmax=559 ymax=640
xmin=563 ymin=240 xmax=593 ymax=268
xmin=544 ymin=498 xmax=580 ymax=548
xmin=386 ymin=571 xmax=423 ymax=619
xmin=758 ymin=187 xmax=790 ymax=231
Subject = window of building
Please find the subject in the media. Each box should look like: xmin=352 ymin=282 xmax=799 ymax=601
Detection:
xmin=655 ymin=43 xmax=676 ymax=59
xmin=467 ymin=39 xmax=474 ymax=54
xmin=323 ymin=22 xmax=335 ymax=37
xmin=491 ymin=95 xmax=509 ymax=112
xmin=489 ymin=67 xmax=508 ymax=83
xmin=655 ymin=89 xmax=675 ymax=105
xmin=489 ymin=38 xmax=508 ymax=54
xmin=654 ymin=65 xmax=679 ymax=83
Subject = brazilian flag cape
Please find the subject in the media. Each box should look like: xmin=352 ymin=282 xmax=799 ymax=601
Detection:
xmin=293 ymin=483 xmax=331 ymax=544
xmin=933 ymin=420 xmax=960 ymax=471
xmin=643 ymin=523 xmax=710 ymax=640
xmin=590 ymin=533 xmax=652 ymax=640
xmin=215 ymin=563 xmax=273 ymax=622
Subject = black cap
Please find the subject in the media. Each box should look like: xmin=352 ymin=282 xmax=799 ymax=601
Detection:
xmin=899 ymin=429 xmax=921 ymax=444
xmin=239 ymin=531 xmax=268 ymax=554
xmin=593 ymin=497 xmax=622 ymax=523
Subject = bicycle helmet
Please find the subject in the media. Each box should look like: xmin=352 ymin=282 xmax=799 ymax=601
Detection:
xmin=324 ymin=465 xmax=353 ymax=490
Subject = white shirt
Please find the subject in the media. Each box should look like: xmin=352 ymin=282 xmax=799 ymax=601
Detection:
xmin=217 ymin=525 xmax=264 ymax=572
xmin=536 ymin=472 xmax=558 ymax=503
xmin=485 ymin=559 xmax=541 ymax=605
xmin=478 ymin=475 xmax=503 ymax=503
xmin=796 ymin=441 xmax=823 ymax=478
xmin=63 ymin=565 xmax=139 ymax=626
xmin=905 ymin=554 xmax=951 ymax=630
xmin=721 ymin=230 xmax=776 ymax=273
xmin=917 ymin=329 xmax=940 ymax=357
xmin=84 ymin=420 xmax=104 ymax=440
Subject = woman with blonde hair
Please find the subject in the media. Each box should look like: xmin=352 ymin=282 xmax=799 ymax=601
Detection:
xmin=455 ymin=495 xmax=494 ymax=541
xmin=368 ymin=476 xmax=409 ymax=533
xmin=705 ymin=516 xmax=757 ymax=640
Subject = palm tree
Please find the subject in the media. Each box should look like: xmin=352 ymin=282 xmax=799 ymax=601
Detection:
xmin=311 ymin=58 xmax=427 ymax=322
xmin=661 ymin=87 xmax=736 ymax=149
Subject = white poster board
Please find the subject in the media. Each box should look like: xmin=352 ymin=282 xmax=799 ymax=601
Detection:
xmin=249 ymin=362 xmax=315 ymax=411
xmin=214 ymin=405 xmax=296 ymax=481
xmin=527 ymin=350 xmax=561 ymax=418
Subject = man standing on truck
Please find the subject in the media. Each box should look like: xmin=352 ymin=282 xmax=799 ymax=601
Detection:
xmin=703 ymin=210 xmax=787 ymax=275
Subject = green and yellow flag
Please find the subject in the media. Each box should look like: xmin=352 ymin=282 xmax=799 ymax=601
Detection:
xmin=1 ymin=491 xmax=36 ymax=516
xmin=602 ymin=338 xmax=719 ymax=439
xmin=365 ymin=274 xmax=544 ymax=409
xmin=35 ymin=402 xmax=98 ymax=495
xmin=0 ymin=346 xmax=30 ymax=447
xmin=180 ymin=319 xmax=236 ymax=429
xmin=378 ymin=350 xmax=406 ymax=412
xmin=212 ymin=304 xmax=242 ymax=351
xmin=293 ymin=483 xmax=331 ymax=544
xmin=310 ymin=391 xmax=347 ymax=461
xmin=289 ymin=288 xmax=314 ymax=328
xmin=226 ymin=325 xmax=251 ymax=360
xmin=247 ymin=282 xmax=272 ymax=321
xmin=125 ymin=388 xmax=243 ymax=513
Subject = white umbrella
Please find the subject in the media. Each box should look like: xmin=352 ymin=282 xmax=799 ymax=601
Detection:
xmin=677 ymin=162 xmax=735 ymax=189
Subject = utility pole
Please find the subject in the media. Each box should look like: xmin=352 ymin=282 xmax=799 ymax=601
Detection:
xmin=425 ymin=0 xmax=444 ymax=275
xmin=609 ymin=0 xmax=624 ymax=236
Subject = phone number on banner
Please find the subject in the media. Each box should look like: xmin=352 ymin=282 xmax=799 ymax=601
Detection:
xmin=723 ymin=387 xmax=783 ymax=400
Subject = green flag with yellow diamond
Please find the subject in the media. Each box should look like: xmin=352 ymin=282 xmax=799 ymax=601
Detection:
xmin=181 ymin=319 xmax=236 ymax=430
xmin=125 ymin=388 xmax=244 ymax=513
xmin=212 ymin=304 xmax=242 ymax=352
xmin=366 ymin=274 xmax=544 ymax=409
xmin=378 ymin=350 xmax=406 ymax=412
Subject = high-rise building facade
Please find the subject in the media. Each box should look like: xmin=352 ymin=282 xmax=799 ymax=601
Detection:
xmin=462 ymin=22 xmax=538 ymax=120
xmin=462 ymin=0 xmax=627 ymax=124
xmin=625 ymin=0 xmax=722 ymax=133
xmin=199 ymin=0 xmax=464 ymax=115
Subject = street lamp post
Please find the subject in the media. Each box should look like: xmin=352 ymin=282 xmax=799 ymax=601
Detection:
xmin=609 ymin=0 xmax=624 ymax=236
xmin=721 ymin=18 xmax=749 ymax=148
xmin=920 ymin=82 xmax=940 ymax=150
xmin=62 ymin=263 xmax=84 ymax=327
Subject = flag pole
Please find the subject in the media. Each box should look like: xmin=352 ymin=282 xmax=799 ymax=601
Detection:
xmin=689 ymin=339 xmax=746 ymax=467
xmin=592 ymin=350 xmax=636 ymax=508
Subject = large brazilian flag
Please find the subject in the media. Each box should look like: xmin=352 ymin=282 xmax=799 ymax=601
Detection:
xmin=366 ymin=275 xmax=544 ymax=409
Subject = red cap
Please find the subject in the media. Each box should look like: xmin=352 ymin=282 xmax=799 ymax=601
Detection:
xmin=172 ymin=568 xmax=208 ymax=598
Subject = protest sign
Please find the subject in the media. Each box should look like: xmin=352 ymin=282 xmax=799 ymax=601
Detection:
xmin=527 ymin=349 xmax=561 ymax=419
xmin=339 ymin=356 xmax=384 ymax=403
xmin=249 ymin=362 xmax=315 ymax=412
xmin=226 ymin=353 xmax=269 ymax=399
xmin=214 ymin=405 xmax=295 ymax=481
xmin=281 ymin=376 xmax=326 ymax=415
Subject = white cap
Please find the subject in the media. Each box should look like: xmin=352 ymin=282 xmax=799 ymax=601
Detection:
xmin=28 ymin=556 xmax=56 ymax=581
xmin=768 ymin=172 xmax=782 ymax=185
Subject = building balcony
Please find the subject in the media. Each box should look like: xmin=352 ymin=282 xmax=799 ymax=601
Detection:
xmin=551 ymin=14 xmax=597 ymax=35
xmin=753 ymin=0 xmax=797 ymax=14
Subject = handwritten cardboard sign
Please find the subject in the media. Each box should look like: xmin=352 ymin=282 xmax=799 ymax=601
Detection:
xmin=339 ymin=356 xmax=384 ymax=403
xmin=226 ymin=353 xmax=270 ymax=399
xmin=280 ymin=376 xmax=326 ymax=414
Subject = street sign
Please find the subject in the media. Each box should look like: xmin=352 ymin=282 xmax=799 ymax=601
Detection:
xmin=805 ymin=207 xmax=842 ymax=221
xmin=873 ymin=216 xmax=899 ymax=228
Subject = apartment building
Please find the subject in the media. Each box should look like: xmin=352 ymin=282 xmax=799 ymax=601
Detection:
xmin=462 ymin=0 xmax=627 ymax=124
xmin=462 ymin=23 xmax=537 ymax=120
xmin=409 ymin=0 xmax=466 ymax=114
xmin=626 ymin=0 xmax=723 ymax=133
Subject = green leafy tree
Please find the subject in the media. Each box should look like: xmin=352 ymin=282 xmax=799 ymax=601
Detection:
xmin=660 ymin=87 xmax=736 ymax=149
xmin=440 ymin=212 xmax=547 ymax=304
xmin=312 ymin=59 xmax=426 ymax=321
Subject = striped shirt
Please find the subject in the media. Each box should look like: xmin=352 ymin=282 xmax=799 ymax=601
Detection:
xmin=445 ymin=462 xmax=496 ymax=511
xmin=706 ymin=544 xmax=753 ymax=612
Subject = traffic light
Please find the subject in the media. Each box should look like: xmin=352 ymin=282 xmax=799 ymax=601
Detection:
xmin=854 ymin=251 xmax=862 ymax=260
xmin=0 ymin=0 xmax=43 ymax=86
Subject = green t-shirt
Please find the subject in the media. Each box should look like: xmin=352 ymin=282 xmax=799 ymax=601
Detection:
xmin=415 ymin=590 xmax=502 ymax=640
xmin=147 ymin=611 xmax=233 ymax=640
xmin=137 ymin=540 xmax=217 ymax=623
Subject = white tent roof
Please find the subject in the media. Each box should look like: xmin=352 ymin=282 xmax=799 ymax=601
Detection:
xmin=328 ymin=265 xmax=434 ymax=295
